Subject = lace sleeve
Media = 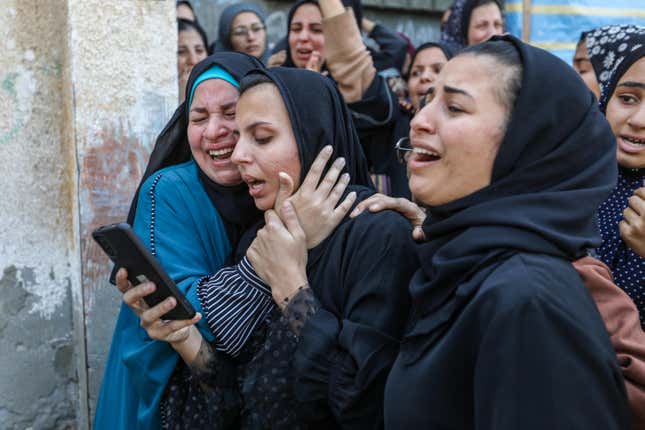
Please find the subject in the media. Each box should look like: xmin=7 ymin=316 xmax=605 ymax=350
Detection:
xmin=282 ymin=286 xmax=321 ymax=336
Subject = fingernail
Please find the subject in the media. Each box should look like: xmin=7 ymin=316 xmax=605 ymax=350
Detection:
xmin=351 ymin=208 xmax=361 ymax=216
xmin=342 ymin=173 xmax=350 ymax=182
xmin=144 ymin=283 xmax=154 ymax=293
xmin=337 ymin=157 xmax=346 ymax=166
xmin=166 ymin=297 xmax=175 ymax=307
xmin=323 ymin=145 xmax=332 ymax=154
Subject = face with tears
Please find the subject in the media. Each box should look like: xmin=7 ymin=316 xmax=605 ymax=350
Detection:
xmin=187 ymin=79 xmax=243 ymax=185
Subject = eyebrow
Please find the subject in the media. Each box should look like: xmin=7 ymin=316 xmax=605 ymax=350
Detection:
xmin=243 ymin=120 xmax=272 ymax=132
xmin=190 ymin=101 xmax=237 ymax=113
xmin=617 ymin=81 xmax=645 ymax=90
xmin=444 ymin=85 xmax=473 ymax=98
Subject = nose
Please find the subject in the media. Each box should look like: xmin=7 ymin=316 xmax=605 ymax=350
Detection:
xmin=231 ymin=138 xmax=251 ymax=165
xmin=627 ymin=103 xmax=645 ymax=129
xmin=419 ymin=68 xmax=432 ymax=84
xmin=187 ymin=50 xmax=199 ymax=66
xmin=204 ymin=116 xmax=230 ymax=141
xmin=297 ymin=29 xmax=310 ymax=43
xmin=410 ymin=97 xmax=438 ymax=135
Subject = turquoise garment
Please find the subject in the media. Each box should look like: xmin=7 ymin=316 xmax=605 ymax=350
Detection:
xmin=187 ymin=65 xmax=239 ymax=109
xmin=94 ymin=160 xmax=231 ymax=430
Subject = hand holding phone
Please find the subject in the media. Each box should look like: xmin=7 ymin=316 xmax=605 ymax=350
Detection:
xmin=93 ymin=223 xmax=196 ymax=320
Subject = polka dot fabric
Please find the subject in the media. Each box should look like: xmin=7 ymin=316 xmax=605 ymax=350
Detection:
xmin=597 ymin=170 xmax=645 ymax=328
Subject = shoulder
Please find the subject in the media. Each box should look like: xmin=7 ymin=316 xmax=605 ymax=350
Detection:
xmin=344 ymin=208 xmax=416 ymax=257
xmin=475 ymin=253 xmax=590 ymax=320
xmin=140 ymin=161 xmax=198 ymax=196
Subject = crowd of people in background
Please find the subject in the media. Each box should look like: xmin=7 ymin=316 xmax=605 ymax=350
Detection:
xmin=93 ymin=0 xmax=645 ymax=429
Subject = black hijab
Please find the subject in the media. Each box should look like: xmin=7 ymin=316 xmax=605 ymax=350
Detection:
xmin=244 ymin=67 xmax=372 ymax=187
xmin=234 ymin=67 xmax=373 ymax=260
xmin=459 ymin=0 xmax=503 ymax=46
xmin=402 ymin=35 xmax=617 ymax=360
xmin=408 ymin=42 xmax=454 ymax=79
xmin=126 ymin=52 xmax=265 ymax=252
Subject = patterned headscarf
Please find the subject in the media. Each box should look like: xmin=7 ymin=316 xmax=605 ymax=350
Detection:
xmin=440 ymin=0 xmax=468 ymax=51
xmin=585 ymin=24 xmax=645 ymax=111
xmin=586 ymin=24 xmax=645 ymax=328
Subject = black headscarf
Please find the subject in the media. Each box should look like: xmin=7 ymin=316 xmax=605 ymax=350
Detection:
xmin=408 ymin=42 xmax=454 ymax=78
xmin=126 ymin=52 xmax=265 ymax=252
xmin=212 ymin=3 xmax=269 ymax=63
xmin=459 ymin=0 xmax=503 ymax=47
xmin=402 ymin=34 xmax=617 ymax=359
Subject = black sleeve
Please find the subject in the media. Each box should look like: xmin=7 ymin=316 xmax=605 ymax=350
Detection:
xmin=369 ymin=24 xmax=408 ymax=72
xmin=474 ymin=289 xmax=631 ymax=429
xmin=348 ymin=74 xmax=397 ymax=132
xmin=292 ymin=215 xmax=417 ymax=428
xmin=161 ymin=350 xmax=241 ymax=429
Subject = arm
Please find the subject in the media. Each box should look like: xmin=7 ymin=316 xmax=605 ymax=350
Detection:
xmin=249 ymin=210 xmax=417 ymax=428
xmin=320 ymin=0 xmax=376 ymax=103
xmin=365 ymin=20 xmax=408 ymax=71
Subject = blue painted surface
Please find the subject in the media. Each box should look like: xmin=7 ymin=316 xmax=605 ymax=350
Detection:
xmin=505 ymin=0 xmax=645 ymax=62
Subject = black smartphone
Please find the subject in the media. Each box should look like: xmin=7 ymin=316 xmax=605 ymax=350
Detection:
xmin=92 ymin=222 xmax=196 ymax=320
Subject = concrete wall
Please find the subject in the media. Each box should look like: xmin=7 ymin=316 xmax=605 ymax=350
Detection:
xmin=0 ymin=1 xmax=177 ymax=428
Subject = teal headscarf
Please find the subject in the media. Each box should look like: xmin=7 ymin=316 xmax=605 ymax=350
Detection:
xmin=188 ymin=65 xmax=239 ymax=108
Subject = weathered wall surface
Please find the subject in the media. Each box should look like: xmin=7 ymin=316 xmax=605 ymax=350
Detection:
xmin=0 ymin=1 xmax=177 ymax=429
xmin=66 ymin=2 xmax=178 ymax=423
xmin=0 ymin=1 xmax=79 ymax=428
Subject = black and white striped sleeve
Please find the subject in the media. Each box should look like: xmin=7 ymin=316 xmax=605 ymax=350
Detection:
xmin=197 ymin=256 xmax=275 ymax=357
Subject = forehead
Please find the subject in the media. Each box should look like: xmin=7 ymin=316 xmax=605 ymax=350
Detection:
xmin=292 ymin=4 xmax=322 ymax=23
xmin=413 ymin=47 xmax=448 ymax=68
xmin=618 ymin=56 xmax=645 ymax=83
xmin=470 ymin=3 xmax=502 ymax=21
xmin=573 ymin=41 xmax=588 ymax=59
xmin=437 ymin=55 xmax=500 ymax=97
xmin=232 ymin=11 xmax=262 ymax=26
xmin=237 ymin=83 xmax=290 ymax=124
xmin=191 ymin=79 xmax=239 ymax=106
xmin=179 ymin=29 xmax=204 ymax=45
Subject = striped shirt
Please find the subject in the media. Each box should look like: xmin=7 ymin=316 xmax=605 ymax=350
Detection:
xmin=197 ymin=256 xmax=275 ymax=356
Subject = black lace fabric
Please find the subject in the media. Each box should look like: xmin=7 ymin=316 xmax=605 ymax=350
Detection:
xmin=282 ymin=286 xmax=321 ymax=336
xmin=161 ymin=308 xmax=308 ymax=429
xmin=161 ymin=348 xmax=241 ymax=429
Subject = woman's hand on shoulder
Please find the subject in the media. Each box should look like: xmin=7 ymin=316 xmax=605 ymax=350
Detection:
xmin=620 ymin=185 xmax=645 ymax=257
xmin=274 ymin=145 xmax=357 ymax=249
xmin=247 ymin=202 xmax=309 ymax=308
xmin=350 ymin=194 xmax=427 ymax=241
xmin=116 ymin=268 xmax=202 ymax=348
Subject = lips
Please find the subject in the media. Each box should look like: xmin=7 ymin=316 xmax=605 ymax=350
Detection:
xmin=241 ymin=173 xmax=267 ymax=198
xmin=617 ymin=135 xmax=645 ymax=155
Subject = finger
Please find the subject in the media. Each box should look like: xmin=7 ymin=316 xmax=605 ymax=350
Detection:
xmin=327 ymin=173 xmax=351 ymax=207
xmin=273 ymin=172 xmax=295 ymax=212
xmin=116 ymin=268 xmax=132 ymax=294
xmin=635 ymin=186 xmax=645 ymax=199
xmin=330 ymin=191 xmax=357 ymax=223
xmin=628 ymin=194 xmax=645 ymax=216
xmin=154 ymin=314 xmax=202 ymax=339
xmin=623 ymin=207 xmax=638 ymax=224
xmin=301 ymin=146 xmax=333 ymax=191
xmin=412 ymin=226 xmax=427 ymax=242
xmin=281 ymin=201 xmax=306 ymax=241
xmin=619 ymin=220 xmax=632 ymax=241
xmin=350 ymin=194 xmax=396 ymax=217
xmin=317 ymin=157 xmax=346 ymax=197
xmin=265 ymin=209 xmax=287 ymax=233
xmin=123 ymin=282 xmax=155 ymax=309
xmin=140 ymin=297 xmax=177 ymax=327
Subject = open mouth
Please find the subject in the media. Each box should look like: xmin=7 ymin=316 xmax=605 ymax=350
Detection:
xmin=411 ymin=147 xmax=441 ymax=162
xmin=622 ymin=135 xmax=645 ymax=146
xmin=208 ymin=147 xmax=234 ymax=161
xmin=296 ymin=48 xmax=312 ymax=57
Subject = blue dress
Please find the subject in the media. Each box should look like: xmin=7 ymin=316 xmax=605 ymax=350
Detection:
xmin=94 ymin=160 xmax=231 ymax=430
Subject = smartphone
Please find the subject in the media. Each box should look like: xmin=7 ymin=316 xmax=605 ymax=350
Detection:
xmin=92 ymin=222 xmax=196 ymax=320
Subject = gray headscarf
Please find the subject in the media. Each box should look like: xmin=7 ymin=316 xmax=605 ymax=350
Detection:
xmin=215 ymin=3 xmax=269 ymax=63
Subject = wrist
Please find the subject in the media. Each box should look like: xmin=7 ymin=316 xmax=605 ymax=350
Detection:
xmin=273 ymin=278 xmax=308 ymax=308
xmin=171 ymin=325 xmax=202 ymax=362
